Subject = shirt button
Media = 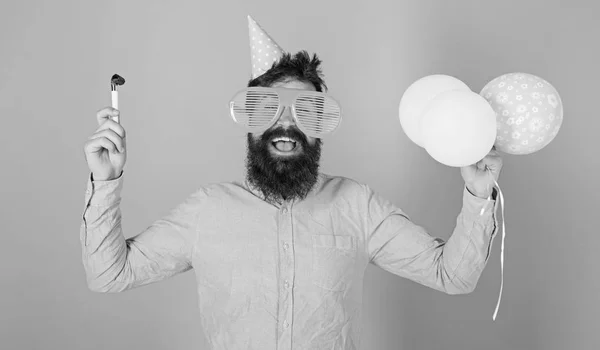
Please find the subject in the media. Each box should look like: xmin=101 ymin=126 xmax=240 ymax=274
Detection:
xmin=283 ymin=320 xmax=289 ymax=329
xmin=282 ymin=207 xmax=288 ymax=214
xmin=283 ymin=242 xmax=289 ymax=250
xmin=284 ymin=280 xmax=290 ymax=289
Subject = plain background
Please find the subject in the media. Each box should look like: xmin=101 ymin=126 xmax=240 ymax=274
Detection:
xmin=1 ymin=0 xmax=598 ymax=349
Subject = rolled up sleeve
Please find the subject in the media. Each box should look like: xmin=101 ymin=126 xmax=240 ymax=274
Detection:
xmin=80 ymin=172 xmax=201 ymax=293
xmin=366 ymin=185 xmax=499 ymax=294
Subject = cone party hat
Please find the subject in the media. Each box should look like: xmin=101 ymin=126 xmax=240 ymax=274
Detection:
xmin=247 ymin=15 xmax=285 ymax=79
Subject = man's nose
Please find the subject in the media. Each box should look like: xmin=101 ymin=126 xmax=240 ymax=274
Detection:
xmin=276 ymin=106 xmax=295 ymax=128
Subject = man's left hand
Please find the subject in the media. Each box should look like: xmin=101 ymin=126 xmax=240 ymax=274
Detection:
xmin=460 ymin=147 xmax=503 ymax=199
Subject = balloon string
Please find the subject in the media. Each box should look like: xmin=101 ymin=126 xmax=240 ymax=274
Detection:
xmin=480 ymin=168 xmax=505 ymax=321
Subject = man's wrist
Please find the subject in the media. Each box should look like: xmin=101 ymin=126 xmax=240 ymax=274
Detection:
xmin=92 ymin=170 xmax=122 ymax=182
xmin=466 ymin=185 xmax=496 ymax=200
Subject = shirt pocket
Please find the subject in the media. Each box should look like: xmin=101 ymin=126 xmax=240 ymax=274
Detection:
xmin=311 ymin=234 xmax=358 ymax=292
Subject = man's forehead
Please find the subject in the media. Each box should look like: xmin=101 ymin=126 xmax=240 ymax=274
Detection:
xmin=270 ymin=79 xmax=316 ymax=91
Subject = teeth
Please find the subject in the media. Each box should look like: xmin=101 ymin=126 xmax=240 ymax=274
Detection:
xmin=272 ymin=137 xmax=296 ymax=143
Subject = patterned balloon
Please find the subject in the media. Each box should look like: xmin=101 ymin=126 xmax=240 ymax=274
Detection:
xmin=480 ymin=73 xmax=563 ymax=155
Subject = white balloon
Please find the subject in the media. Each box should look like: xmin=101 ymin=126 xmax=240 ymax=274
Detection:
xmin=399 ymin=75 xmax=471 ymax=147
xmin=420 ymin=90 xmax=497 ymax=167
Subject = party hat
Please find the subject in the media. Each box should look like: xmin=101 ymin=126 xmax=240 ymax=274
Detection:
xmin=247 ymin=15 xmax=285 ymax=79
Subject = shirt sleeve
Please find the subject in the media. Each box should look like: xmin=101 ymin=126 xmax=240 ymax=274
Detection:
xmin=366 ymin=184 xmax=499 ymax=294
xmin=80 ymin=171 xmax=201 ymax=293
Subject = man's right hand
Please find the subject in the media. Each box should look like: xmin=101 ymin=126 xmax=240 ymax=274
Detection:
xmin=84 ymin=107 xmax=127 ymax=181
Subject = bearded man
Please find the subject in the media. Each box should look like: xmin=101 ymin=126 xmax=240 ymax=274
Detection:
xmin=81 ymin=15 xmax=502 ymax=350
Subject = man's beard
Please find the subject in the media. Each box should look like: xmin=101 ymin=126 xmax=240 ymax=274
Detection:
xmin=245 ymin=126 xmax=321 ymax=203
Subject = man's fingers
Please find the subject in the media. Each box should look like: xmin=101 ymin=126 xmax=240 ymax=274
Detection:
xmin=85 ymin=136 xmax=119 ymax=154
xmin=476 ymin=153 xmax=503 ymax=171
xmin=89 ymin=129 xmax=125 ymax=152
xmin=95 ymin=117 xmax=126 ymax=139
xmin=96 ymin=107 xmax=120 ymax=126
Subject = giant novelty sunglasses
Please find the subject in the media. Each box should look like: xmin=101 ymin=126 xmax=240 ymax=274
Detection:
xmin=229 ymin=87 xmax=342 ymax=138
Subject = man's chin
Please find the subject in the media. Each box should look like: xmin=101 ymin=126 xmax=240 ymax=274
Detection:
xmin=246 ymin=133 xmax=321 ymax=202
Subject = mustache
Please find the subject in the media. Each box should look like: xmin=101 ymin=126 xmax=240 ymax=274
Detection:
xmin=260 ymin=126 xmax=309 ymax=145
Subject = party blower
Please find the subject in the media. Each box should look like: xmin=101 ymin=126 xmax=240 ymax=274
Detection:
xmin=110 ymin=73 xmax=126 ymax=123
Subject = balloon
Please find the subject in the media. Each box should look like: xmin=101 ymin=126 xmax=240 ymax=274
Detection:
xmin=481 ymin=72 xmax=563 ymax=155
xmin=399 ymin=74 xmax=471 ymax=148
xmin=420 ymin=90 xmax=497 ymax=167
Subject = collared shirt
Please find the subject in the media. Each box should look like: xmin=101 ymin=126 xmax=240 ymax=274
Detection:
xmin=80 ymin=171 xmax=498 ymax=350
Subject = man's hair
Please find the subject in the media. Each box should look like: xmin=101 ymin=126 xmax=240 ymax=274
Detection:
xmin=247 ymin=50 xmax=328 ymax=92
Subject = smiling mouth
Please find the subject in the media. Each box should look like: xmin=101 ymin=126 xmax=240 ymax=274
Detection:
xmin=270 ymin=136 xmax=300 ymax=154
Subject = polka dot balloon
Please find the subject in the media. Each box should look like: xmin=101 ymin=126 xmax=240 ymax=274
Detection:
xmin=480 ymin=73 xmax=563 ymax=155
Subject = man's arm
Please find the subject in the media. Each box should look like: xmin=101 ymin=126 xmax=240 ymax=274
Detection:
xmin=366 ymin=184 xmax=499 ymax=294
xmin=80 ymin=171 xmax=201 ymax=293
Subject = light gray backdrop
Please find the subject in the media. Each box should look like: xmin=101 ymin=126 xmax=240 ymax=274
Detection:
xmin=1 ymin=0 xmax=598 ymax=349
